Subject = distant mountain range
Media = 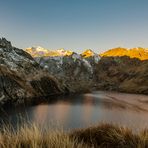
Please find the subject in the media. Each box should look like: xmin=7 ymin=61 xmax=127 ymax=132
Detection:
xmin=25 ymin=46 xmax=148 ymax=95
xmin=25 ymin=47 xmax=148 ymax=60
xmin=25 ymin=47 xmax=73 ymax=57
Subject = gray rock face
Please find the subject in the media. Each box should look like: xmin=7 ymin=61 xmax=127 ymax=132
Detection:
xmin=0 ymin=38 xmax=61 ymax=105
xmin=35 ymin=53 xmax=99 ymax=93
xmin=0 ymin=38 xmax=12 ymax=49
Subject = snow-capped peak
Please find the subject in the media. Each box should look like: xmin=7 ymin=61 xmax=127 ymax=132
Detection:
xmin=25 ymin=47 xmax=73 ymax=57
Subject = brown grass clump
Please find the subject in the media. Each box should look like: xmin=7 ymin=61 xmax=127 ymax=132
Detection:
xmin=1 ymin=123 xmax=148 ymax=148
xmin=70 ymin=124 xmax=137 ymax=147
xmin=70 ymin=123 xmax=148 ymax=148
xmin=0 ymin=123 xmax=87 ymax=148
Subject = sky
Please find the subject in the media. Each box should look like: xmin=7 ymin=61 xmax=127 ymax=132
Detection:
xmin=0 ymin=0 xmax=148 ymax=53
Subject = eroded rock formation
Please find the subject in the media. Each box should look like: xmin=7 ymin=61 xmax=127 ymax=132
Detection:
xmin=0 ymin=38 xmax=61 ymax=105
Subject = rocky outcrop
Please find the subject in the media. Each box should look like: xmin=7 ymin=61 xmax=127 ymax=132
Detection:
xmin=0 ymin=38 xmax=61 ymax=106
xmin=35 ymin=53 xmax=95 ymax=93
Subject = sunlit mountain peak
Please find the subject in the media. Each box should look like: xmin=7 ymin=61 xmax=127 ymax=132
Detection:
xmin=81 ymin=49 xmax=96 ymax=58
xmin=25 ymin=46 xmax=148 ymax=60
xmin=25 ymin=46 xmax=50 ymax=57
xmin=100 ymin=47 xmax=148 ymax=60
xmin=25 ymin=47 xmax=73 ymax=57
xmin=56 ymin=48 xmax=73 ymax=56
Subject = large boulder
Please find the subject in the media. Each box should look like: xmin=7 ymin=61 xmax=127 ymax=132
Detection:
xmin=0 ymin=38 xmax=61 ymax=106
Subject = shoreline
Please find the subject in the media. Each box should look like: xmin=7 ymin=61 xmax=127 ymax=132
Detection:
xmin=1 ymin=89 xmax=147 ymax=108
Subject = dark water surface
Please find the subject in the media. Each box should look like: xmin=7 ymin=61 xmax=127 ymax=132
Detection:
xmin=0 ymin=91 xmax=148 ymax=131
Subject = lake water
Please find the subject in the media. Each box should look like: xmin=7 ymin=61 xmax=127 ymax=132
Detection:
xmin=0 ymin=91 xmax=148 ymax=131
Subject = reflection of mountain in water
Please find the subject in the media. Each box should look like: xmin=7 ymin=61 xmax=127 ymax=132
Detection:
xmin=0 ymin=91 xmax=148 ymax=131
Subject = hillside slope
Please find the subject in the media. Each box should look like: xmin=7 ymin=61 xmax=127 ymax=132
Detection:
xmin=94 ymin=56 xmax=148 ymax=94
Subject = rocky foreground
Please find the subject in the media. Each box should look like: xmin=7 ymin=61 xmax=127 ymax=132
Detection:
xmin=0 ymin=38 xmax=148 ymax=106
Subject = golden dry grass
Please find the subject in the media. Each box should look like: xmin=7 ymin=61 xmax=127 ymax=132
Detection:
xmin=70 ymin=123 xmax=139 ymax=148
xmin=1 ymin=123 xmax=148 ymax=148
xmin=0 ymin=123 xmax=87 ymax=148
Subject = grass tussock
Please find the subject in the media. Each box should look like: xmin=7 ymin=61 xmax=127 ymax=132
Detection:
xmin=70 ymin=123 xmax=139 ymax=148
xmin=1 ymin=123 xmax=148 ymax=148
xmin=0 ymin=123 xmax=86 ymax=148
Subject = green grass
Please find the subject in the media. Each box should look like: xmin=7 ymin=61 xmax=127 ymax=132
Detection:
xmin=1 ymin=123 xmax=148 ymax=148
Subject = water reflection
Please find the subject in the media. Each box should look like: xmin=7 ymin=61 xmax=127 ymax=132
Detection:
xmin=0 ymin=91 xmax=148 ymax=131
xmin=32 ymin=105 xmax=49 ymax=125
xmin=82 ymin=95 xmax=94 ymax=124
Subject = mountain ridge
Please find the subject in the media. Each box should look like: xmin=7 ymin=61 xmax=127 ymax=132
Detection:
xmin=25 ymin=47 xmax=73 ymax=57
xmin=25 ymin=46 xmax=148 ymax=60
xmin=100 ymin=47 xmax=148 ymax=60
